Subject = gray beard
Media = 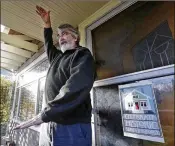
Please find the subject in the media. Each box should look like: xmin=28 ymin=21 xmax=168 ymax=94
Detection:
xmin=60 ymin=43 xmax=75 ymax=53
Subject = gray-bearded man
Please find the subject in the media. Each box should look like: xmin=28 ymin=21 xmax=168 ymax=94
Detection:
xmin=13 ymin=5 xmax=96 ymax=146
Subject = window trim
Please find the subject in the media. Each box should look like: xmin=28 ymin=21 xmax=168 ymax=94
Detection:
xmin=37 ymin=77 xmax=46 ymax=114
xmin=86 ymin=1 xmax=137 ymax=55
xmin=93 ymin=64 xmax=174 ymax=87
xmin=36 ymin=79 xmax=40 ymax=115
xmin=11 ymin=79 xmax=19 ymax=119
xmin=16 ymin=87 xmax=21 ymax=120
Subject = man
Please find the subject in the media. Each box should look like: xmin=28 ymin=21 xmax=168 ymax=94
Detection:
xmin=13 ymin=5 xmax=96 ymax=146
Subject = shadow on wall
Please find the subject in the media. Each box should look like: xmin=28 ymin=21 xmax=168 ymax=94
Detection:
xmin=95 ymin=109 xmax=142 ymax=146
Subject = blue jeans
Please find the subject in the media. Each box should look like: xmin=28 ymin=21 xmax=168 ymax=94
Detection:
xmin=39 ymin=122 xmax=92 ymax=146
xmin=51 ymin=123 xmax=92 ymax=146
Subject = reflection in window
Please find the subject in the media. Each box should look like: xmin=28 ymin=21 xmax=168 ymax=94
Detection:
xmin=19 ymin=82 xmax=38 ymax=121
xmin=18 ymin=59 xmax=49 ymax=86
xmin=37 ymin=78 xmax=46 ymax=113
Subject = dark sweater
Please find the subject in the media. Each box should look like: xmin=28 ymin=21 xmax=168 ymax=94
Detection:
xmin=41 ymin=27 xmax=96 ymax=124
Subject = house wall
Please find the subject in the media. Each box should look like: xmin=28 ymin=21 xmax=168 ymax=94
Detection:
xmin=93 ymin=75 xmax=174 ymax=146
xmin=78 ymin=1 xmax=174 ymax=146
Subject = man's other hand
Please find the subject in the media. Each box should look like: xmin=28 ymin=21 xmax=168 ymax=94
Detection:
xmin=13 ymin=114 xmax=43 ymax=130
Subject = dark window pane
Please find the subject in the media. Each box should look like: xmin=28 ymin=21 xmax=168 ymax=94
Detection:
xmin=92 ymin=2 xmax=174 ymax=80
xmin=141 ymin=102 xmax=143 ymax=106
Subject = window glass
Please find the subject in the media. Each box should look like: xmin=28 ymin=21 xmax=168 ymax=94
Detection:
xmin=92 ymin=1 xmax=174 ymax=80
xmin=133 ymin=95 xmax=139 ymax=98
xmin=18 ymin=59 xmax=49 ymax=86
xmin=19 ymin=81 xmax=38 ymax=121
xmin=141 ymin=102 xmax=143 ymax=106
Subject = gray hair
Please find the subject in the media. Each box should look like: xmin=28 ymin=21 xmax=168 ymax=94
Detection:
xmin=58 ymin=24 xmax=80 ymax=46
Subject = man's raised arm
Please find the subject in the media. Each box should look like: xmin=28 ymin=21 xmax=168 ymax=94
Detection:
xmin=36 ymin=5 xmax=62 ymax=63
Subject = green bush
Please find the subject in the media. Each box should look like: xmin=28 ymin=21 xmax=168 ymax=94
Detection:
xmin=0 ymin=77 xmax=12 ymax=123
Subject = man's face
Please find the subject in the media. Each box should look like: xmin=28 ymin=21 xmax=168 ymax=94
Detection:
xmin=57 ymin=29 xmax=77 ymax=52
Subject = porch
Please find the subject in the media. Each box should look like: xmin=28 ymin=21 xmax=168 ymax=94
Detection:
xmin=1 ymin=1 xmax=174 ymax=146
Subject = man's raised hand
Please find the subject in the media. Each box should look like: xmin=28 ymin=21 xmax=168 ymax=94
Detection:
xmin=36 ymin=5 xmax=51 ymax=28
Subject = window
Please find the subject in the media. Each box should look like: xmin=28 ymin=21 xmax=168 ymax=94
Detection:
xmin=135 ymin=102 xmax=139 ymax=110
xmin=144 ymin=102 xmax=147 ymax=107
xmin=128 ymin=103 xmax=130 ymax=107
xmin=19 ymin=81 xmax=38 ymax=121
xmin=92 ymin=1 xmax=174 ymax=80
xmin=17 ymin=59 xmax=49 ymax=86
xmin=13 ymin=58 xmax=49 ymax=121
xmin=133 ymin=95 xmax=139 ymax=99
xmin=141 ymin=102 xmax=143 ymax=107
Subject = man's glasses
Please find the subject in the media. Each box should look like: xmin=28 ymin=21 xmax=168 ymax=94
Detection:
xmin=57 ymin=31 xmax=70 ymax=39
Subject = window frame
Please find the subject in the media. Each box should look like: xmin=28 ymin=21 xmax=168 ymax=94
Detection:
xmin=12 ymin=57 xmax=48 ymax=132
xmin=85 ymin=1 xmax=174 ymax=87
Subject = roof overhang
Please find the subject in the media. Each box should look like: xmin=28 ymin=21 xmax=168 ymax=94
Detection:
xmin=1 ymin=0 xmax=109 ymax=72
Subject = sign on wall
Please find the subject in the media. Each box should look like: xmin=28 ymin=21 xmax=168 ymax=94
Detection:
xmin=119 ymin=81 xmax=164 ymax=143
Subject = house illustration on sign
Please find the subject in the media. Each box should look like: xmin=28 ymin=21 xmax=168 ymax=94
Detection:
xmin=124 ymin=89 xmax=153 ymax=114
